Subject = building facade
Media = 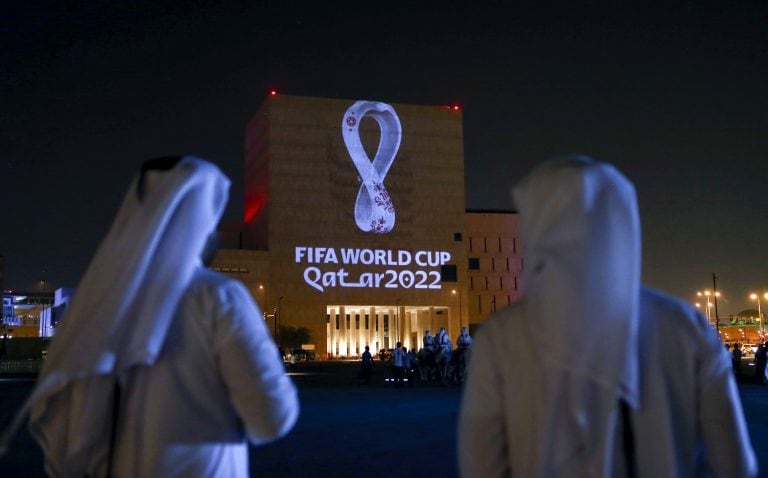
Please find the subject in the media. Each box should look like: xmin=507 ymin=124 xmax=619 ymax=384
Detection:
xmin=2 ymin=291 xmax=54 ymax=338
xmin=214 ymin=95 xmax=521 ymax=357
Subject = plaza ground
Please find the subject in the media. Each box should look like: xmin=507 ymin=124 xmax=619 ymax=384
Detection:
xmin=1 ymin=360 xmax=766 ymax=477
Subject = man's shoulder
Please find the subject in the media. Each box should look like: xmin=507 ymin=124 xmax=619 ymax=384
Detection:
xmin=190 ymin=268 xmax=248 ymax=293
xmin=471 ymin=300 xmax=527 ymax=345
xmin=640 ymin=286 xmax=708 ymax=330
xmin=184 ymin=267 xmax=255 ymax=308
xmin=640 ymin=286 xmax=720 ymax=356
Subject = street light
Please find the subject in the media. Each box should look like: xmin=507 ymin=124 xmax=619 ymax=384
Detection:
xmin=696 ymin=290 xmax=720 ymax=326
xmin=749 ymin=292 xmax=768 ymax=335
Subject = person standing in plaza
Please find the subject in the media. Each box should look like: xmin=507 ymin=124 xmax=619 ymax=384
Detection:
xmin=392 ymin=341 xmax=405 ymax=388
xmin=1 ymin=157 xmax=299 ymax=477
xmin=423 ymin=330 xmax=435 ymax=352
xmin=360 ymin=345 xmax=374 ymax=384
xmin=733 ymin=342 xmax=743 ymax=379
xmin=754 ymin=342 xmax=767 ymax=384
xmin=402 ymin=346 xmax=414 ymax=387
xmin=406 ymin=346 xmax=417 ymax=386
xmin=435 ymin=327 xmax=452 ymax=353
xmin=458 ymin=157 xmax=756 ymax=477
xmin=456 ymin=327 xmax=473 ymax=349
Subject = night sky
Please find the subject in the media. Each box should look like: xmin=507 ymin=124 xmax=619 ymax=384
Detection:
xmin=2 ymin=2 xmax=767 ymax=314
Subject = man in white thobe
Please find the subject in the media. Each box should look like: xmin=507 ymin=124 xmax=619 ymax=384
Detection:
xmin=2 ymin=157 xmax=298 ymax=477
xmin=435 ymin=327 xmax=452 ymax=353
xmin=456 ymin=327 xmax=472 ymax=349
xmin=458 ymin=157 xmax=756 ymax=477
xmin=423 ymin=330 xmax=435 ymax=352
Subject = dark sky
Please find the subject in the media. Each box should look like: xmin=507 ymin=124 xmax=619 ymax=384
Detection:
xmin=2 ymin=2 xmax=767 ymax=314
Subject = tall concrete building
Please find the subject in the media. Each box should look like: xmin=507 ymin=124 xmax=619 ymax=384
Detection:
xmin=213 ymin=95 xmax=521 ymax=357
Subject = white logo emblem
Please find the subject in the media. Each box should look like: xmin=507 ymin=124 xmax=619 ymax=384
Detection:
xmin=342 ymin=101 xmax=402 ymax=233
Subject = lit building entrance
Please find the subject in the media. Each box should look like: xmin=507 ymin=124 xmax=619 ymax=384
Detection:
xmin=326 ymin=305 xmax=451 ymax=358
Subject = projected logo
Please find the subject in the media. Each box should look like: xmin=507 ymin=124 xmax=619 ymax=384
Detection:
xmin=342 ymin=101 xmax=402 ymax=234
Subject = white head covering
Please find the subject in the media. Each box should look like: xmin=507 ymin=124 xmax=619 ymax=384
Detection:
xmin=512 ymin=156 xmax=641 ymax=470
xmin=0 ymin=156 xmax=230 ymax=474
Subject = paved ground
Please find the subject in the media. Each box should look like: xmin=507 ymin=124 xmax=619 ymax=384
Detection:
xmin=0 ymin=360 xmax=766 ymax=477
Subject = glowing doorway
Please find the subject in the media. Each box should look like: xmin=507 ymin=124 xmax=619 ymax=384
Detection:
xmin=325 ymin=304 xmax=450 ymax=357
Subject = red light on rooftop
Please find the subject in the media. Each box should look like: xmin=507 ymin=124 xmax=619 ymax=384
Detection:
xmin=453 ymin=105 xmax=460 ymax=110
xmin=270 ymin=89 xmax=278 ymax=96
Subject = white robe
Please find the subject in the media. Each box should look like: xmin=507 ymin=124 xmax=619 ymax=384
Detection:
xmin=112 ymin=268 xmax=298 ymax=477
xmin=0 ymin=157 xmax=299 ymax=477
xmin=458 ymin=286 xmax=756 ymax=477
xmin=459 ymin=157 xmax=755 ymax=477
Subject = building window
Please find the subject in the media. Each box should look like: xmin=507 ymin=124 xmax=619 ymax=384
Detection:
xmin=468 ymin=258 xmax=480 ymax=270
xmin=491 ymin=257 xmax=495 ymax=271
xmin=355 ymin=314 xmax=360 ymax=329
xmin=441 ymin=264 xmax=458 ymax=282
xmin=498 ymin=237 xmax=502 ymax=252
xmin=454 ymin=232 xmax=462 ymax=241
xmin=383 ymin=315 xmax=389 ymax=337
xmin=469 ymin=236 xmax=473 ymax=252
xmin=335 ymin=314 xmax=340 ymax=330
xmin=478 ymin=295 xmax=482 ymax=313
xmin=507 ymin=295 xmax=511 ymax=305
xmin=470 ymin=276 xmax=474 ymax=290
xmin=365 ymin=314 xmax=369 ymax=329
xmin=346 ymin=314 xmax=350 ymax=329
xmin=376 ymin=314 xmax=379 ymax=332
xmin=513 ymin=237 xmax=517 ymax=253
xmin=500 ymin=276 xmax=503 ymax=289
xmin=485 ymin=277 xmax=489 ymax=290
xmin=514 ymin=276 xmax=518 ymax=291
xmin=506 ymin=257 xmax=510 ymax=271
xmin=483 ymin=237 xmax=488 ymax=253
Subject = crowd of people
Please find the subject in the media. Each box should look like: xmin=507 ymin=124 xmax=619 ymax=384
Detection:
xmin=727 ymin=342 xmax=768 ymax=384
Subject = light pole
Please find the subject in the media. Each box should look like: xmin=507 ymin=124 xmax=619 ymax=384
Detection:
xmin=276 ymin=296 xmax=284 ymax=348
xmin=749 ymin=292 xmax=768 ymax=336
xmin=258 ymin=284 xmax=267 ymax=320
xmin=452 ymin=289 xmax=463 ymax=330
xmin=394 ymin=298 xmax=400 ymax=344
xmin=712 ymin=273 xmax=721 ymax=336
xmin=696 ymin=290 xmax=720 ymax=327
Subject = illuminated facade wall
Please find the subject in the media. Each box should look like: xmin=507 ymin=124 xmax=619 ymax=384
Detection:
xmin=465 ymin=211 xmax=523 ymax=329
xmin=215 ymin=94 xmax=520 ymax=356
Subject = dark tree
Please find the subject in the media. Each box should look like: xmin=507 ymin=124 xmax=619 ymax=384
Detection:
xmin=279 ymin=325 xmax=312 ymax=349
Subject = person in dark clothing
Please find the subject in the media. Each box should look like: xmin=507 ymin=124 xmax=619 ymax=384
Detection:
xmin=360 ymin=346 xmax=374 ymax=384
xmin=754 ymin=342 xmax=767 ymax=384
xmin=732 ymin=343 xmax=743 ymax=378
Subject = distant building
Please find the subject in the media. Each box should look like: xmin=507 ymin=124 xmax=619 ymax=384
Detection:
xmin=39 ymin=288 xmax=75 ymax=337
xmin=718 ymin=309 xmax=766 ymax=345
xmin=212 ymin=95 xmax=522 ymax=357
xmin=2 ymin=291 xmax=54 ymax=337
